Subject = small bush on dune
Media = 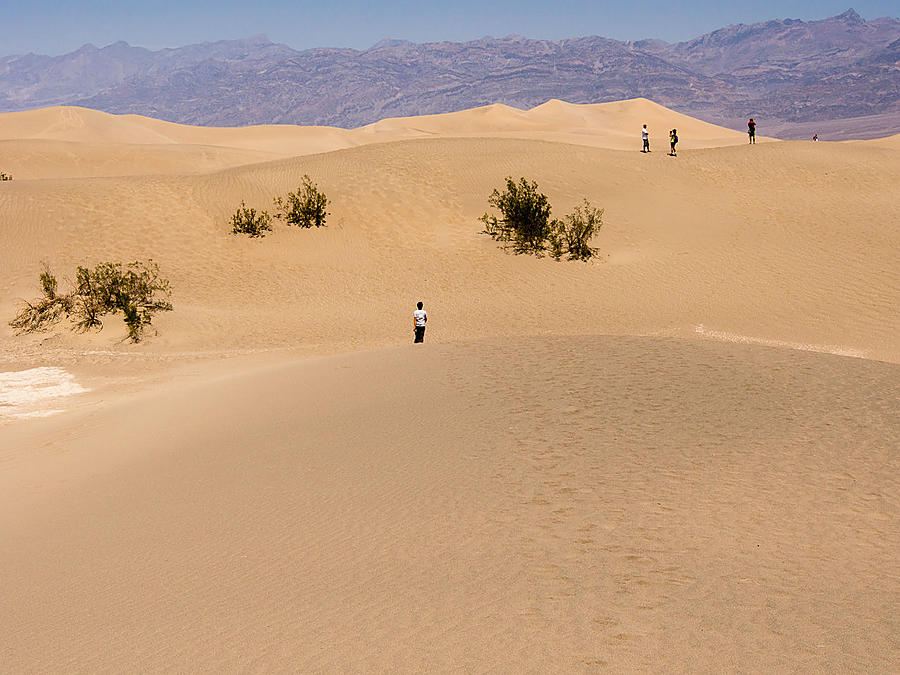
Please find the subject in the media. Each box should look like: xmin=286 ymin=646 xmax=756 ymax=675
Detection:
xmin=480 ymin=177 xmax=553 ymax=254
xmin=231 ymin=176 xmax=329 ymax=237
xmin=72 ymin=261 xmax=173 ymax=341
xmin=9 ymin=265 xmax=72 ymax=334
xmin=231 ymin=201 xmax=272 ymax=237
xmin=0 ymin=172 xmax=12 ymax=181
xmin=551 ymin=199 xmax=603 ymax=261
xmin=10 ymin=260 xmax=173 ymax=343
xmin=481 ymin=177 xmax=602 ymax=261
xmin=274 ymin=175 xmax=329 ymax=228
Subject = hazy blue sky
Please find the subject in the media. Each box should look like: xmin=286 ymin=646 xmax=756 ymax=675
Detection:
xmin=2 ymin=1 xmax=897 ymax=56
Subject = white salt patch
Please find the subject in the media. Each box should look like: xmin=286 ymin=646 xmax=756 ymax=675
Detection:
xmin=694 ymin=325 xmax=866 ymax=359
xmin=11 ymin=409 xmax=65 ymax=420
xmin=0 ymin=367 xmax=88 ymax=421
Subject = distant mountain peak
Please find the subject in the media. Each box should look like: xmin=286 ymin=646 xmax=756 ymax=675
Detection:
xmin=370 ymin=38 xmax=414 ymax=50
xmin=836 ymin=8 xmax=864 ymax=24
xmin=244 ymin=34 xmax=273 ymax=45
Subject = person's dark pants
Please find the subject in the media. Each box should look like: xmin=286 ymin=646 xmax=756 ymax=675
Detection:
xmin=414 ymin=326 xmax=425 ymax=343
xmin=642 ymin=139 xmax=649 ymax=152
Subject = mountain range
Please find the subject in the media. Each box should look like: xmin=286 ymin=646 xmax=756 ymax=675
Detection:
xmin=1 ymin=8 xmax=898 ymax=138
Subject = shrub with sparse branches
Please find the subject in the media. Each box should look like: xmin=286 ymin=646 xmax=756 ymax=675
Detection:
xmin=274 ymin=175 xmax=329 ymax=228
xmin=549 ymin=200 xmax=603 ymax=261
xmin=231 ymin=201 xmax=272 ymax=237
xmin=0 ymin=172 xmax=12 ymax=181
xmin=9 ymin=264 xmax=72 ymax=334
xmin=10 ymin=260 xmax=173 ymax=343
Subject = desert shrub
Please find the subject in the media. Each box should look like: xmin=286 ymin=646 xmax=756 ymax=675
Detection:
xmin=274 ymin=175 xmax=329 ymax=228
xmin=8 ymin=265 xmax=72 ymax=333
xmin=10 ymin=260 xmax=173 ymax=343
xmin=72 ymin=261 xmax=173 ymax=340
xmin=71 ymin=264 xmax=103 ymax=331
xmin=0 ymin=172 xmax=12 ymax=181
xmin=547 ymin=223 xmax=566 ymax=261
xmin=122 ymin=302 xmax=143 ymax=343
xmin=231 ymin=201 xmax=272 ymax=237
xmin=481 ymin=178 xmax=603 ymax=261
xmin=8 ymin=296 xmax=69 ymax=333
xmin=480 ymin=177 xmax=553 ymax=254
xmin=39 ymin=265 xmax=58 ymax=299
xmin=552 ymin=200 xmax=603 ymax=261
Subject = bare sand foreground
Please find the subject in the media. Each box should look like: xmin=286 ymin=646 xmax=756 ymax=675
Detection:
xmin=0 ymin=100 xmax=898 ymax=671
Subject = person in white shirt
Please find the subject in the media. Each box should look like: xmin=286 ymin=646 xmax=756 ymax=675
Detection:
xmin=641 ymin=124 xmax=650 ymax=153
xmin=413 ymin=301 xmax=427 ymax=343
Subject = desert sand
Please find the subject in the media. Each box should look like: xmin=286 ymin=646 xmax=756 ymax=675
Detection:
xmin=0 ymin=99 xmax=897 ymax=672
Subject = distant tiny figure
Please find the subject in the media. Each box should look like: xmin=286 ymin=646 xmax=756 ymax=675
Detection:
xmin=641 ymin=124 xmax=650 ymax=152
xmin=813 ymin=133 xmax=818 ymax=142
xmin=413 ymin=301 xmax=427 ymax=343
xmin=669 ymin=129 xmax=678 ymax=156
xmin=748 ymin=118 xmax=757 ymax=144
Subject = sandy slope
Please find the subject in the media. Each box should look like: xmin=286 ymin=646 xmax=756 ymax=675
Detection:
xmin=0 ymin=100 xmax=898 ymax=671
xmin=1 ymin=338 xmax=898 ymax=671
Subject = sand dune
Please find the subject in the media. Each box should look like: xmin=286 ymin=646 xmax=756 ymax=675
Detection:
xmin=0 ymin=138 xmax=281 ymax=179
xmin=0 ymin=106 xmax=180 ymax=145
xmin=1 ymin=97 xmax=753 ymax=175
xmin=0 ymin=105 xmax=356 ymax=151
xmin=0 ymin=106 xmax=360 ymax=176
xmin=0 ymin=100 xmax=898 ymax=670
xmin=360 ymin=98 xmax=754 ymax=151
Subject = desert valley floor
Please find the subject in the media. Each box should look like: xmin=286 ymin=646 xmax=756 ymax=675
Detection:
xmin=0 ymin=99 xmax=898 ymax=671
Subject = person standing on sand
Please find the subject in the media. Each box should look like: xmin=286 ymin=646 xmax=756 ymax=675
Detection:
xmin=669 ymin=129 xmax=678 ymax=156
xmin=813 ymin=133 xmax=818 ymax=142
xmin=641 ymin=124 xmax=650 ymax=152
xmin=413 ymin=301 xmax=427 ymax=343
xmin=748 ymin=118 xmax=757 ymax=144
